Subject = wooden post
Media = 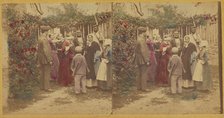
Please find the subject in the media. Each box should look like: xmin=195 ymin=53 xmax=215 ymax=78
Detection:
xmin=87 ymin=24 xmax=89 ymax=35
xmin=180 ymin=26 xmax=184 ymax=43
xmin=186 ymin=26 xmax=188 ymax=35
xmin=105 ymin=22 xmax=107 ymax=38
xmin=205 ymin=25 xmax=206 ymax=41
xmin=82 ymin=24 xmax=85 ymax=39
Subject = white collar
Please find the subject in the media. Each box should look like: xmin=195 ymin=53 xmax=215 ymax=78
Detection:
xmin=76 ymin=53 xmax=82 ymax=56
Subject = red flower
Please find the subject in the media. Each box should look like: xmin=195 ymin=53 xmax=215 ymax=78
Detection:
xmin=21 ymin=20 xmax=24 ymax=24
xmin=26 ymin=32 xmax=30 ymax=37
xmin=9 ymin=23 xmax=15 ymax=28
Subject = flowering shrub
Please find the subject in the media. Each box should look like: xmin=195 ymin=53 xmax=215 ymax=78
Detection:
xmin=5 ymin=7 xmax=40 ymax=99
xmin=112 ymin=12 xmax=139 ymax=94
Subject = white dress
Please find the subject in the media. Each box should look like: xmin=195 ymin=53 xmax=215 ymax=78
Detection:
xmin=192 ymin=60 xmax=203 ymax=82
xmin=96 ymin=58 xmax=108 ymax=81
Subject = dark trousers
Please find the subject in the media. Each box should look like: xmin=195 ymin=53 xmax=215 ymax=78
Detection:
xmin=107 ymin=64 xmax=112 ymax=89
xmin=137 ymin=65 xmax=149 ymax=90
xmin=39 ymin=64 xmax=51 ymax=90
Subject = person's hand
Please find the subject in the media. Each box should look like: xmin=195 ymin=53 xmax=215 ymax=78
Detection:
xmin=183 ymin=68 xmax=186 ymax=73
xmin=146 ymin=62 xmax=150 ymax=66
xmin=50 ymin=61 xmax=53 ymax=65
xmin=200 ymin=60 xmax=205 ymax=64
xmin=37 ymin=64 xmax=40 ymax=68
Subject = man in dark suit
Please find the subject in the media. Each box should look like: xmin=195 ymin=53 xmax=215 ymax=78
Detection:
xmin=37 ymin=33 xmax=53 ymax=92
xmin=134 ymin=27 xmax=150 ymax=91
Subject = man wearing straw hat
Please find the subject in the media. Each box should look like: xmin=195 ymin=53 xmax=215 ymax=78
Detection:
xmin=133 ymin=27 xmax=150 ymax=92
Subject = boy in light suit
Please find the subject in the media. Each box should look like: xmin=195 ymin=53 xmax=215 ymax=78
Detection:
xmin=168 ymin=47 xmax=185 ymax=94
xmin=71 ymin=46 xmax=89 ymax=94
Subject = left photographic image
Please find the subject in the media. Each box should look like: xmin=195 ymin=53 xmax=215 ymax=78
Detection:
xmin=2 ymin=3 xmax=113 ymax=114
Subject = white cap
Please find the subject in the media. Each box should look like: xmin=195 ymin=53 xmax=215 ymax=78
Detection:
xmin=199 ymin=40 xmax=208 ymax=48
xmin=104 ymin=39 xmax=112 ymax=46
xmin=75 ymin=46 xmax=82 ymax=52
xmin=172 ymin=47 xmax=179 ymax=53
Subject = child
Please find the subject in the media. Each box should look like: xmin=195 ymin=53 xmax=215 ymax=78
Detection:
xmin=71 ymin=46 xmax=89 ymax=94
xmin=167 ymin=47 xmax=185 ymax=94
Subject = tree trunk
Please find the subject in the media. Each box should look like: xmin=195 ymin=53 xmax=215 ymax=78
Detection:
xmin=2 ymin=27 xmax=9 ymax=108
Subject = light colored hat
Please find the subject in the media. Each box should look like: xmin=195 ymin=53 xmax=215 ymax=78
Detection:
xmin=171 ymin=47 xmax=179 ymax=54
xmin=104 ymin=38 xmax=112 ymax=46
xmin=199 ymin=40 xmax=208 ymax=48
xmin=65 ymin=36 xmax=74 ymax=40
xmin=174 ymin=31 xmax=179 ymax=34
xmin=137 ymin=27 xmax=147 ymax=32
xmin=184 ymin=35 xmax=190 ymax=42
xmin=93 ymin=24 xmax=99 ymax=28
xmin=173 ymin=31 xmax=179 ymax=37
xmin=87 ymin=34 xmax=93 ymax=38
xmin=75 ymin=46 xmax=82 ymax=52
xmin=164 ymin=35 xmax=171 ymax=41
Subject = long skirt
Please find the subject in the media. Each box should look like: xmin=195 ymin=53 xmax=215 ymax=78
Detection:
xmin=94 ymin=61 xmax=101 ymax=75
xmin=148 ymin=54 xmax=157 ymax=83
xmin=156 ymin=54 xmax=169 ymax=86
xmin=193 ymin=60 xmax=203 ymax=82
xmin=96 ymin=59 xmax=108 ymax=81
xmin=51 ymin=50 xmax=59 ymax=80
xmin=58 ymin=53 xmax=73 ymax=86
xmin=193 ymin=61 xmax=212 ymax=90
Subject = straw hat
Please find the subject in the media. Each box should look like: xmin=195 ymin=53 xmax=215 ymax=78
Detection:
xmin=164 ymin=35 xmax=171 ymax=41
xmin=173 ymin=31 xmax=179 ymax=38
xmin=65 ymin=36 xmax=74 ymax=40
xmin=199 ymin=40 xmax=208 ymax=48
xmin=104 ymin=38 xmax=112 ymax=46
xmin=137 ymin=27 xmax=147 ymax=32
xmin=184 ymin=35 xmax=190 ymax=42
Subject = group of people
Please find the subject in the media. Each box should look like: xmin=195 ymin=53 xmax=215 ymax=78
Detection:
xmin=134 ymin=26 xmax=212 ymax=94
xmin=37 ymin=24 xmax=212 ymax=95
xmin=37 ymin=25 xmax=112 ymax=94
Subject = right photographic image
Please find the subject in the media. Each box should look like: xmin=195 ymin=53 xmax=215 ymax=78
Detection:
xmin=112 ymin=1 xmax=222 ymax=114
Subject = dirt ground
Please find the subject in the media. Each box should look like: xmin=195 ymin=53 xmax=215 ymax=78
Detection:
xmin=112 ymin=43 xmax=221 ymax=114
xmin=4 ymin=83 xmax=112 ymax=115
xmin=3 ymin=43 xmax=221 ymax=115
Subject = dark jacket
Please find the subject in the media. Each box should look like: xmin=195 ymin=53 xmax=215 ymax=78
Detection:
xmin=37 ymin=39 xmax=53 ymax=65
xmin=133 ymin=35 xmax=150 ymax=66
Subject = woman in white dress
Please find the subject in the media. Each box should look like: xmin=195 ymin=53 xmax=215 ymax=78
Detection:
xmin=96 ymin=39 xmax=112 ymax=90
xmin=192 ymin=40 xmax=212 ymax=91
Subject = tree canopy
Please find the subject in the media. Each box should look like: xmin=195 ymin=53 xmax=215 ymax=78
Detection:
xmin=41 ymin=3 xmax=112 ymax=28
xmin=113 ymin=3 xmax=217 ymax=29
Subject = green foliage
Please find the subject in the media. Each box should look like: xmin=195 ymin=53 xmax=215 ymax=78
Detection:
xmin=113 ymin=11 xmax=138 ymax=94
xmin=112 ymin=4 xmax=217 ymax=95
xmin=4 ymin=5 xmax=40 ymax=100
xmin=42 ymin=3 xmax=112 ymax=28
